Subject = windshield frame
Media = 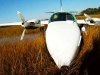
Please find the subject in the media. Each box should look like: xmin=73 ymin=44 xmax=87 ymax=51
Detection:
xmin=49 ymin=12 xmax=77 ymax=23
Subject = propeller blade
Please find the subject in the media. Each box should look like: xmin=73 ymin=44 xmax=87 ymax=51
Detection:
xmin=20 ymin=29 xmax=26 ymax=40
xmin=17 ymin=11 xmax=25 ymax=22
xmin=84 ymin=13 xmax=92 ymax=20
xmin=84 ymin=13 xmax=95 ymax=22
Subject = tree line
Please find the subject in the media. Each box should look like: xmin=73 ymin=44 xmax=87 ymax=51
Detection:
xmin=80 ymin=7 xmax=100 ymax=15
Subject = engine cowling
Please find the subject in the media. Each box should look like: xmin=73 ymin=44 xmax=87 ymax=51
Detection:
xmin=22 ymin=22 xmax=38 ymax=29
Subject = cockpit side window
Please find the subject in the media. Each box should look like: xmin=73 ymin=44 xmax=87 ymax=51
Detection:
xmin=66 ymin=15 xmax=73 ymax=20
xmin=50 ymin=13 xmax=74 ymax=22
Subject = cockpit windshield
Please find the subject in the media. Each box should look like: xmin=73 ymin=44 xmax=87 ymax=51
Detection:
xmin=50 ymin=12 xmax=75 ymax=22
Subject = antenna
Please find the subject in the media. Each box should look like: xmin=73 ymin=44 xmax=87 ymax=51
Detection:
xmin=60 ymin=0 xmax=63 ymax=11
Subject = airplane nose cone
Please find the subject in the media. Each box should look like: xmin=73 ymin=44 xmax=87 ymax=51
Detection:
xmin=46 ymin=22 xmax=81 ymax=68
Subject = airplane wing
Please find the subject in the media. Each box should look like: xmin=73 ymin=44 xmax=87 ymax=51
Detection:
xmin=77 ymin=18 xmax=100 ymax=26
xmin=0 ymin=19 xmax=44 ymax=27
xmin=76 ymin=13 xmax=100 ymax=34
xmin=0 ymin=11 xmax=45 ymax=27
xmin=77 ymin=19 xmax=86 ymax=25
xmin=40 ymin=20 xmax=48 ymax=25
xmin=0 ymin=22 xmax=22 ymax=27
xmin=77 ymin=13 xmax=100 ymax=26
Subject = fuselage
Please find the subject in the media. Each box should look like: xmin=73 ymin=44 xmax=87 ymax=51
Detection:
xmin=46 ymin=12 xmax=81 ymax=68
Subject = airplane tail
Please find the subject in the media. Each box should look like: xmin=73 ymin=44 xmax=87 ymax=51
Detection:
xmin=60 ymin=0 xmax=63 ymax=11
xmin=46 ymin=0 xmax=63 ymax=13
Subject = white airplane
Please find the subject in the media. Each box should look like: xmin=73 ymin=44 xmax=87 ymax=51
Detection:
xmin=46 ymin=12 xmax=100 ymax=69
xmin=0 ymin=0 xmax=100 ymax=69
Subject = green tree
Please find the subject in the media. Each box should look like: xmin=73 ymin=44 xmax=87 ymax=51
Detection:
xmin=80 ymin=7 xmax=100 ymax=15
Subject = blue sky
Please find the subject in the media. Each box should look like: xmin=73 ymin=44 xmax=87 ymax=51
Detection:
xmin=0 ymin=0 xmax=100 ymax=23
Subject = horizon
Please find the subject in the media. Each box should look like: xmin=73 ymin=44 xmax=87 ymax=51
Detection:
xmin=0 ymin=0 xmax=100 ymax=23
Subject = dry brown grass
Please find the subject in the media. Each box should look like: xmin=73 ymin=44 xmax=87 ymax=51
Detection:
xmin=0 ymin=32 xmax=59 ymax=75
xmin=0 ymin=25 xmax=43 ymax=39
xmin=70 ymin=25 xmax=100 ymax=75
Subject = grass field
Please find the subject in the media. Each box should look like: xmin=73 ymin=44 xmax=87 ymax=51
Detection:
xmin=0 ymin=25 xmax=44 ymax=39
xmin=0 ymin=15 xmax=100 ymax=75
xmin=76 ymin=14 xmax=100 ymax=19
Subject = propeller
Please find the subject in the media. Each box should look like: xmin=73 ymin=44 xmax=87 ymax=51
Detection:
xmin=17 ymin=11 xmax=25 ymax=23
xmin=17 ymin=11 xmax=43 ymax=40
xmin=17 ymin=11 xmax=26 ymax=40
xmin=84 ymin=13 xmax=100 ymax=25
xmin=20 ymin=29 xmax=26 ymax=40
xmin=84 ymin=13 xmax=95 ymax=23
